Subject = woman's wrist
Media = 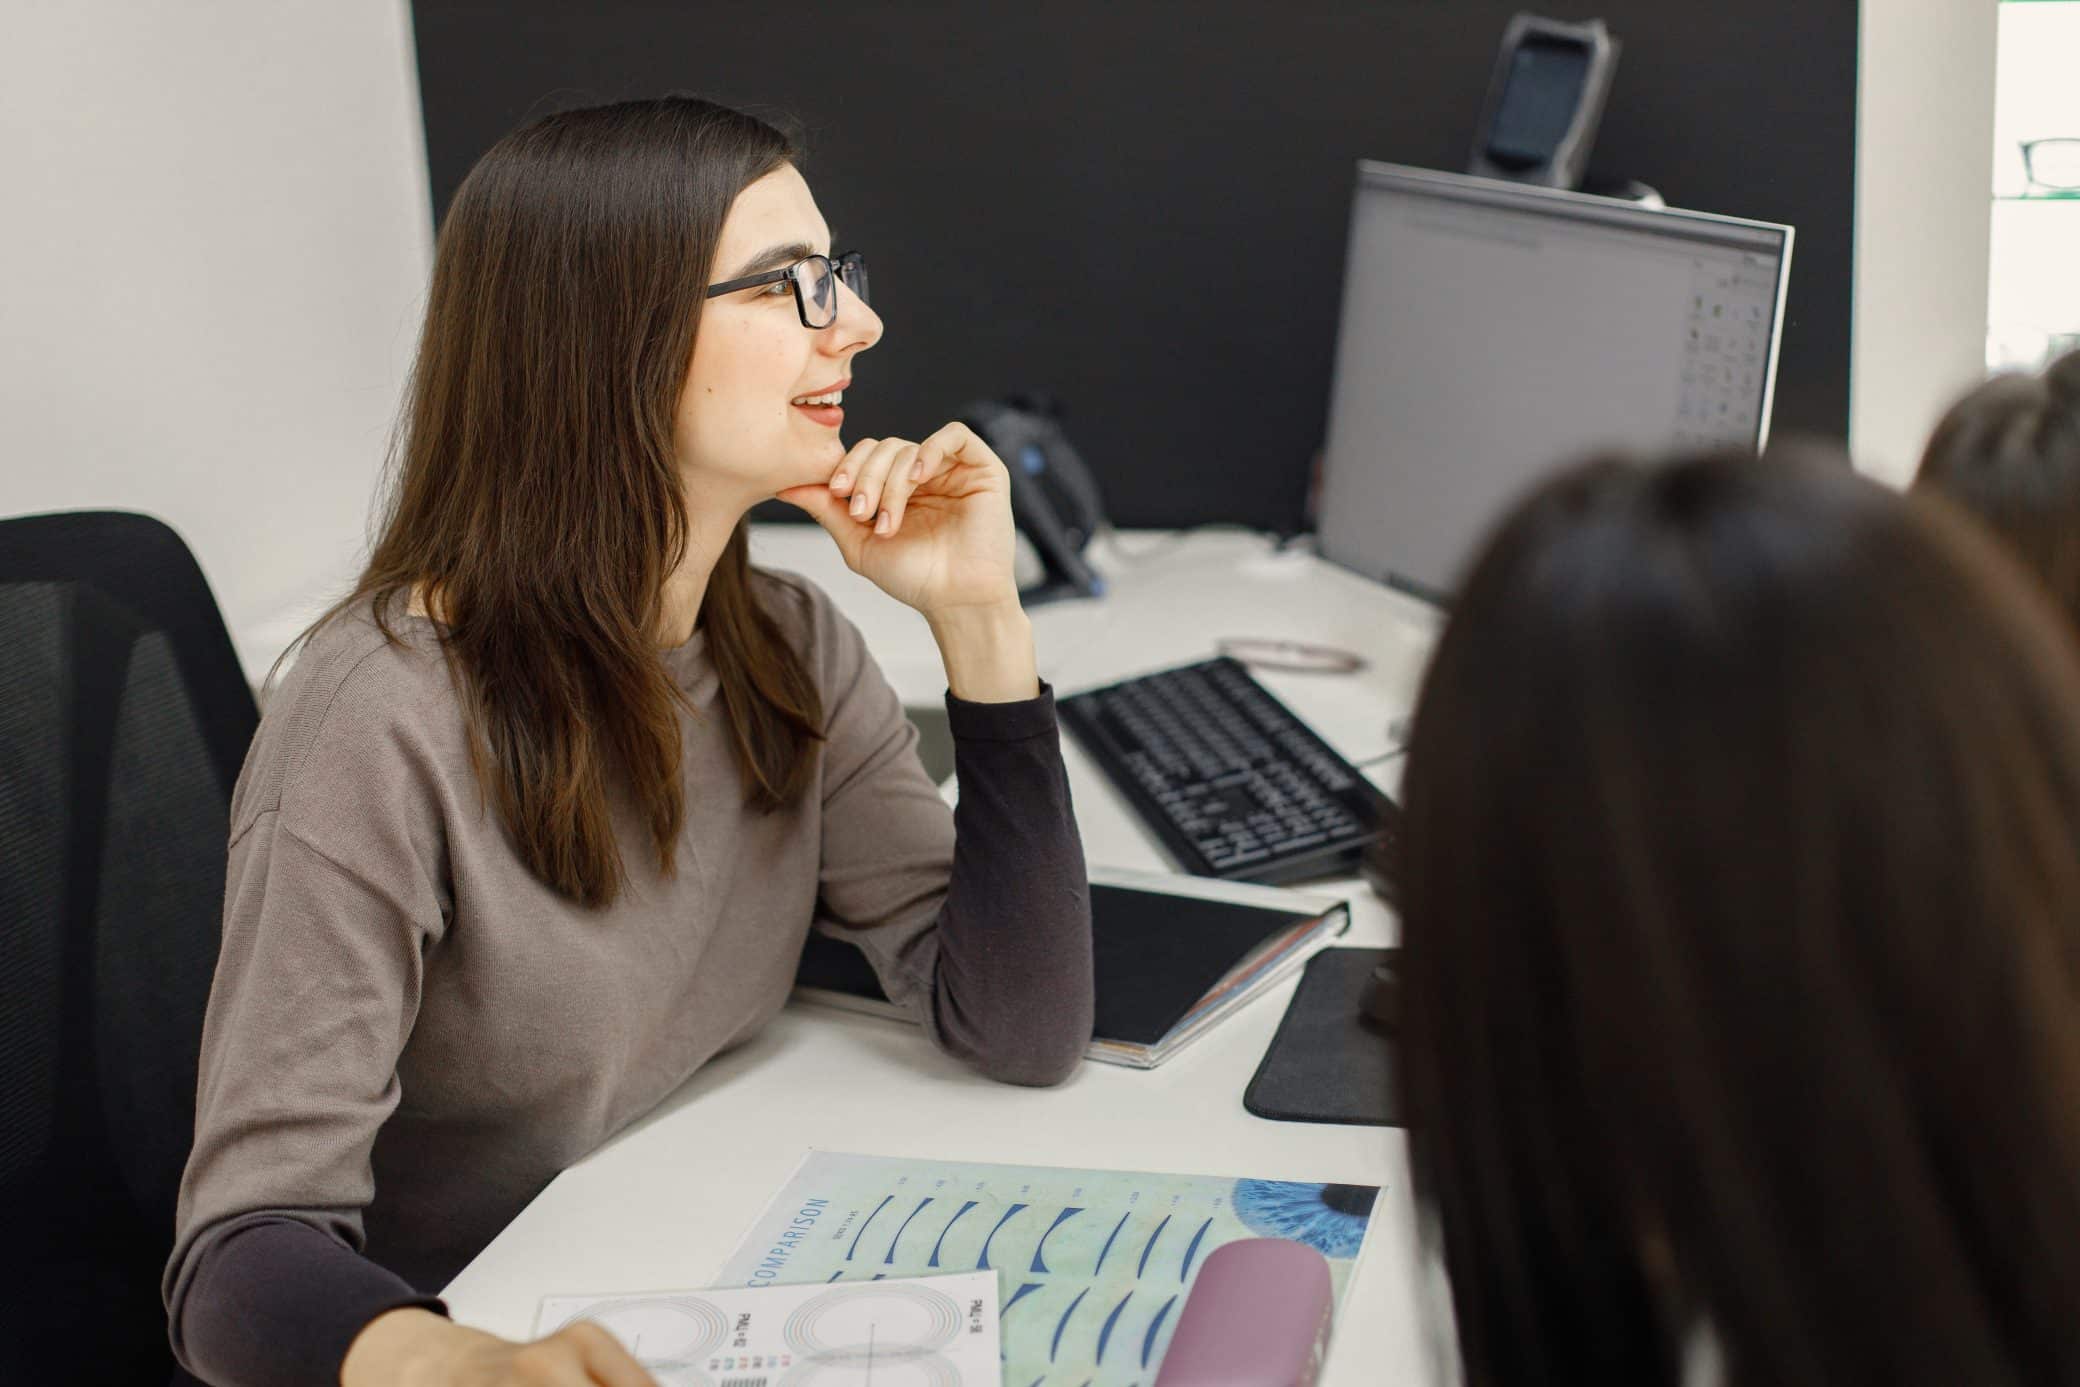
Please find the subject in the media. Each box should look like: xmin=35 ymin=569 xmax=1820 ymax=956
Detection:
xmin=926 ymin=599 xmax=1038 ymax=703
xmin=341 ymin=1306 xmax=470 ymax=1387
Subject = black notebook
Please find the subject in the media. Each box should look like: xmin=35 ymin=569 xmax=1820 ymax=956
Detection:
xmin=794 ymin=867 xmax=1350 ymax=1068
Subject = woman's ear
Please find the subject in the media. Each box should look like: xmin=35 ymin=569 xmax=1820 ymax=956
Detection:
xmin=1634 ymin=1211 xmax=1698 ymax=1353
xmin=1638 ymin=1219 xmax=1677 ymax=1294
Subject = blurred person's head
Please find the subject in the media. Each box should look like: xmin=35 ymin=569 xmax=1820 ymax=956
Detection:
xmin=1395 ymin=446 xmax=2080 ymax=1387
xmin=1913 ymin=349 xmax=2080 ymax=634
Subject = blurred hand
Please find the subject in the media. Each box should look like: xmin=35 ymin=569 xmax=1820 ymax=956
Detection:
xmin=775 ymin=420 xmax=1021 ymax=620
xmin=343 ymin=1308 xmax=657 ymax=1387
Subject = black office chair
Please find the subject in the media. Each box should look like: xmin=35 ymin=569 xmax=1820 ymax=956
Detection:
xmin=0 ymin=512 xmax=259 ymax=1384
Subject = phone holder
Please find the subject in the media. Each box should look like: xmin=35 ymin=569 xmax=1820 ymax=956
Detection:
xmin=959 ymin=396 xmax=1109 ymax=606
xmin=1468 ymin=14 xmax=1621 ymax=191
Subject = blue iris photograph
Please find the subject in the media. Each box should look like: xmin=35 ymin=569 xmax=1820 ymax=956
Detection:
xmin=1230 ymin=1180 xmax=1376 ymax=1259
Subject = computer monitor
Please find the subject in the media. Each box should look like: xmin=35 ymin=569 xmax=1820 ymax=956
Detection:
xmin=1315 ymin=160 xmax=1793 ymax=604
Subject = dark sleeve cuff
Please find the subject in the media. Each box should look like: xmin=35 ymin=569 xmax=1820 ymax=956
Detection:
xmin=929 ymin=675 xmax=1093 ymax=1085
xmin=178 ymin=1217 xmax=446 ymax=1387
xmin=943 ymin=680 xmax=1059 ymax=741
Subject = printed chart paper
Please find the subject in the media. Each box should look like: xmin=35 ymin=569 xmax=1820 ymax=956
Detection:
xmin=716 ymin=1153 xmax=1379 ymax=1387
xmin=535 ymin=1269 xmax=1000 ymax=1387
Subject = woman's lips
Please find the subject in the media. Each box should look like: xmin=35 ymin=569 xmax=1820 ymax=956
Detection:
xmin=790 ymin=379 xmax=848 ymax=430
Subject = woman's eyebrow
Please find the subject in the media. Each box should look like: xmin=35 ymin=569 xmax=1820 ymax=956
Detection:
xmin=725 ymin=239 xmax=822 ymax=280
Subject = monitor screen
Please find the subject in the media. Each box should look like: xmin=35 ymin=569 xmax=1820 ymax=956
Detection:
xmin=1315 ymin=161 xmax=1793 ymax=604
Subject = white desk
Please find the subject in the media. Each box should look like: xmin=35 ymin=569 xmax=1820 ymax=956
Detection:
xmin=438 ymin=527 xmax=1447 ymax=1386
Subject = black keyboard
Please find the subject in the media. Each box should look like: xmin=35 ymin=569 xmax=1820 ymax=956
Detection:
xmin=1060 ymin=656 xmax=1397 ymax=885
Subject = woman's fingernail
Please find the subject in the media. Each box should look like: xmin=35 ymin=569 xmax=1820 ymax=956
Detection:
xmin=851 ymin=493 xmax=869 ymax=518
xmin=910 ymin=457 xmax=925 ymax=481
xmin=875 ymin=510 xmax=892 ymax=535
xmin=831 ymin=472 xmax=849 ymax=491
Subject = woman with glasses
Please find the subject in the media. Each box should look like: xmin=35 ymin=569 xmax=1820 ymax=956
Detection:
xmin=1394 ymin=447 xmax=2080 ymax=1387
xmin=164 ymin=97 xmax=1094 ymax=1387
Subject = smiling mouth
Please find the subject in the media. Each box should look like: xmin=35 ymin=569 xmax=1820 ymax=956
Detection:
xmin=790 ymin=387 xmax=845 ymax=430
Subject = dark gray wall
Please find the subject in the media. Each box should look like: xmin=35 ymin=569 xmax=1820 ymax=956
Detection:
xmin=410 ymin=1 xmax=1857 ymax=531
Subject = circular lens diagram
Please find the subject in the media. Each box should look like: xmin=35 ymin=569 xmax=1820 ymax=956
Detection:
xmin=782 ymin=1282 xmax=964 ymax=1357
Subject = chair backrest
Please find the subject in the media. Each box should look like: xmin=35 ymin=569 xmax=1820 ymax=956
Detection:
xmin=0 ymin=512 xmax=259 ymax=1383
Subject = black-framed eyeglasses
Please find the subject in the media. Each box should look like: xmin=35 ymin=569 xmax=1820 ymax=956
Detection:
xmin=705 ymin=251 xmax=869 ymax=328
xmin=2021 ymin=139 xmax=2080 ymax=194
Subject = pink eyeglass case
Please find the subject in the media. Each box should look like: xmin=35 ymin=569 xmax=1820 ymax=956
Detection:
xmin=1152 ymin=1238 xmax=1336 ymax=1387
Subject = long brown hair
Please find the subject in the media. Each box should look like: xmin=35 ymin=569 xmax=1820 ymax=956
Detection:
xmin=1913 ymin=348 xmax=2080 ymax=636
xmin=1395 ymin=446 xmax=2080 ymax=1386
xmin=303 ymin=97 xmax=823 ymax=907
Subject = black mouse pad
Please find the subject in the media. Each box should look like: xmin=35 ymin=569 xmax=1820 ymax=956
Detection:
xmin=1244 ymin=947 xmax=1400 ymax=1126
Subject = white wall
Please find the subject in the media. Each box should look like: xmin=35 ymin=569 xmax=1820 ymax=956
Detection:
xmin=1986 ymin=2 xmax=2080 ymax=372
xmin=1851 ymin=0 xmax=1999 ymax=485
xmin=1 ymin=0 xmax=433 ymax=679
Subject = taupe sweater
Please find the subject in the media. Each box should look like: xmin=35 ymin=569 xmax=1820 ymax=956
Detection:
xmin=163 ymin=570 xmax=1093 ymax=1386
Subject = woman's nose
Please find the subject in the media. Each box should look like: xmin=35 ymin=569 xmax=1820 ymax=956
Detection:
xmin=828 ymin=281 xmax=882 ymax=354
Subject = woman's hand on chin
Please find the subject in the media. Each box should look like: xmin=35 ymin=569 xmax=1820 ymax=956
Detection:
xmin=775 ymin=421 xmax=1022 ymax=619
